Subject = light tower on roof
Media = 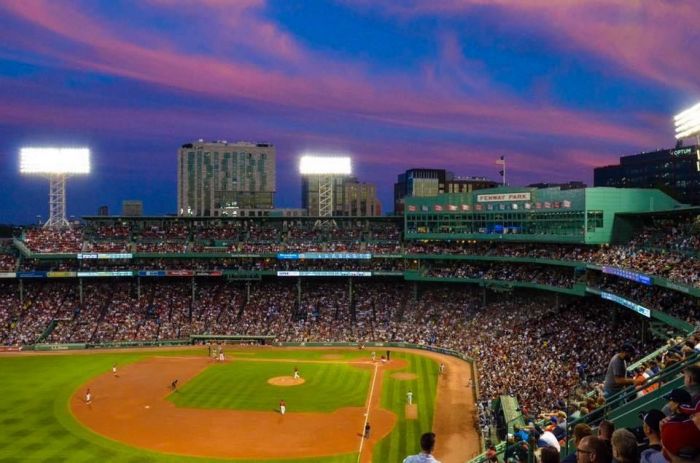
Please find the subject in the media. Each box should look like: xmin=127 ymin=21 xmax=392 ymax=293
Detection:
xmin=20 ymin=147 xmax=91 ymax=229
xmin=299 ymin=155 xmax=352 ymax=217
xmin=674 ymin=102 xmax=700 ymax=145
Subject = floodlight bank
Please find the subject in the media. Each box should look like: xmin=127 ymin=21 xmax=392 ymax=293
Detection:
xmin=20 ymin=147 xmax=91 ymax=174
xmin=299 ymin=155 xmax=352 ymax=175
xmin=674 ymin=103 xmax=700 ymax=139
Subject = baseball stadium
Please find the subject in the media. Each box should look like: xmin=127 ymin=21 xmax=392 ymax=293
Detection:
xmin=1 ymin=184 xmax=699 ymax=463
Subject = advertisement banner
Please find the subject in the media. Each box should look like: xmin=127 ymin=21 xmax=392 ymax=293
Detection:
xmin=47 ymin=271 xmax=76 ymax=278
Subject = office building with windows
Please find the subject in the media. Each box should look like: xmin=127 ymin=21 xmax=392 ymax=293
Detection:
xmin=178 ymin=140 xmax=276 ymax=216
xmin=594 ymin=145 xmax=700 ymax=205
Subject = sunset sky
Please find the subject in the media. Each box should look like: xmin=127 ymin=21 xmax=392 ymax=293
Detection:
xmin=0 ymin=0 xmax=698 ymax=223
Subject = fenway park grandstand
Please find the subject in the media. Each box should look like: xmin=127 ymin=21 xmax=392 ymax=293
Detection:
xmin=1 ymin=185 xmax=699 ymax=462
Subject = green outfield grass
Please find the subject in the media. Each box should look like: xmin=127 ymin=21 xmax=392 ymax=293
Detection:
xmin=373 ymin=351 xmax=439 ymax=462
xmin=0 ymin=347 xmax=441 ymax=462
xmin=169 ymin=360 xmax=371 ymax=412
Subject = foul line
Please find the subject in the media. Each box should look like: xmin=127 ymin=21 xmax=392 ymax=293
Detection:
xmin=357 ymin=362 xmax=379 ymax=463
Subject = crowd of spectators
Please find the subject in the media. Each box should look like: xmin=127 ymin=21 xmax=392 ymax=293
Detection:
xmin=22 ymin=227 xmax=83 ymax=253
xmin=1 ymin=279 xmax=686 ymax=418
xmin=15 ymin=214 xmax=699 ymax=290
xmin=593 ymin=277 xmax=699 ymax=324
xmin=424 ymin=262 xmax=577 ymax=288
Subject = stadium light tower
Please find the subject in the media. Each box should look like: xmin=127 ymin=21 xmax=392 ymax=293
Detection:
xmin=674 ymin=102 xmax=700 ymax=144
xmin=20 ymin=147 xmax=91 ymax=229
xmin=299 ymin=155 xmax=352 ymax=218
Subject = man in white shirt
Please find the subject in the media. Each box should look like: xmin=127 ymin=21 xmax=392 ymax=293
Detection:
xmin=403 ymin=432 xmax=441 ymax=463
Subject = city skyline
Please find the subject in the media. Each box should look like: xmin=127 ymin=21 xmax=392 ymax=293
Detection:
xmin=0 ymin=1 xmax=698 ymax=223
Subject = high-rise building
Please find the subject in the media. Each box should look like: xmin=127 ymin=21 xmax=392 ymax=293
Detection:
xmin=301 ymin=176 xmax=381 ymax=216
xmin=394 ymin=168 xmax=497 ymax=214
xmin=97 ymin=205 xmax=109 ymax=216
xmin=178 ymin=140 xmax=276 ymax=216
xmin=594 ymin=144 xmax=700 ymax=205
xmin=122 ymin=200 xmax=143 ymax=217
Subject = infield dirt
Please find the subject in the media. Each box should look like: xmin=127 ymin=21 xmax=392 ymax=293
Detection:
xmin=68 ymin=347 xmax=479 ymax=462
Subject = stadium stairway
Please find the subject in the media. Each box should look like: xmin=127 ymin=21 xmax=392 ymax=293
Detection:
xmin=35 ymin=319 xmax=58 ymax=343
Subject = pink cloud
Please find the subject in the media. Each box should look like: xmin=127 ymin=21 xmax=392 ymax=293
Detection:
xmin=0 ymin=0 xmax=673 ymax=159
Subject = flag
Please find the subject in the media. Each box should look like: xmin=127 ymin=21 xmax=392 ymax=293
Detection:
xmin=512 ymin=203 xmax=518 ymax=210
xmin=544 ymin=202 xmax=551 ymax=208
xmin=434 ymin=204 xmax=443 ymax=211
xmin=495 ymin=156 xmax=505 ymax=165
xmin=420 ymin=205 xmax=428 ymax=212
xmin=499 ymin=203 xmax=505 ymax=210
xmin=448 ymin=204 xmax=457 ymax=211
xmin=524 ymin=203 xmax=531 ymax=209
xmin=562 ymin=200 xmax=571 ymax=208
xmin=535 ymin=202 xmax=542 ymax=209
xmin=461 ymin=204 xmax=471 ymax=211
xmin=475 ymin=204 xmax=483 ymax=211
xmin=553 ymin=201 xmax=560 ymax=208
xmin=407 ymin=205 xmax=416 ymax=212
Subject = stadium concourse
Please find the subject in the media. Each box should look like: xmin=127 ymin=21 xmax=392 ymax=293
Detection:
xmin=0 ymin=212 xmax=699 ymax=462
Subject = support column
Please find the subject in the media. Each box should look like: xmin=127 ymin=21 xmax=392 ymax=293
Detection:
xmin=79 ymin=278 xmax=84 ymax=305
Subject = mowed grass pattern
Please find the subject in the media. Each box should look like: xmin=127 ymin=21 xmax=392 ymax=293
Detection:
xmin=0 ymin=348 xmax=444 ymax=462
xmin=170 ymin=360 xmax=371 ymax=412
xmin=373 ymin=351 xmax=439 ymax=462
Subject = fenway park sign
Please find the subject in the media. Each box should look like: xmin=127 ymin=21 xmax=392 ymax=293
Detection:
xmin=477 ymin=192 xmax=531 ymax=202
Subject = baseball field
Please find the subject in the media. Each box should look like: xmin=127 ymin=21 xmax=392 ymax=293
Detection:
xmin=0 ymin=346 xmax=478 ymax=462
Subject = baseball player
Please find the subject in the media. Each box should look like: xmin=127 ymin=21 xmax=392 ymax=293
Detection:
xmin=371 ymin=351 xmax=376 ymax=361
xmin=364 ymin=422 xmax=371 ymax=439
xmin=85 ymin=388 xmax=92 ymax=405
xmin=112 ymin=363 xmax=118 ymax=377
xmin=280 ymin=399 xmax=286 ymax=415
xmin=439 ymin=363 xmax=445 ymax=375
xmin=218 ymin=349 xmax=225 ymax=362
xmin=293 ymin=366 xmax=300 ymax=379
xmin=407 ymin=389 xmax=413 ymax=405
xmin=171 ymin=379 xmax=178 ymax=391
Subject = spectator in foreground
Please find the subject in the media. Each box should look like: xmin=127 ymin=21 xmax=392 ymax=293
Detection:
xmin=640 ymin=409 xmax=666 ymax=463
xmin=683 ymin=365 xmax=700 ymax=405
xmin=611 ymin=429 xmax=638 ymax=463
xmin=403 ymin=432 xmax=441 ymax=463
xmin=540 ymin=446 xmax=560 ymax=463
xmin=661 ymin=401 xmax=700 ymax=463
xmin=562 ymin=423 xmax=592 ymax=463
xmin=576 ymin=436 xmax=611 ymax=463
xmin=663 ymin=388 xmax=693 ymax=417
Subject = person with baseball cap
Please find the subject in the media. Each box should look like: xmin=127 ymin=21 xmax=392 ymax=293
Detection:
xmin=639 ymin=409 xmax=666 ymax=463
xmin=661 ymin=400 xmax=700 ymax=463
xmin=603 ymin=342 xmax=636 ymax=400
xmin=664 ymin=388 xmax=693 ymax=417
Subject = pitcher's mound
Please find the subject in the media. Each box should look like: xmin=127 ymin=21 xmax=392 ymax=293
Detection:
xmin=268 ymin=376 xmax=305 ymax=386
xmin=405 ymin=404 xmax=418 ymax=419
xmin=392 ymin=373 xmax=417 ymax=380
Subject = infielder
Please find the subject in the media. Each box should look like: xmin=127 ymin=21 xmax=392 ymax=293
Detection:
xmin=293 ymin=367 xmax=300 ymax=379
xmin=406 ymin=389 xmax=413 ymax=405
xmin=280 ymin=399 xmax=286 ymax=415
xmin=85 ymin=388 xmax=92 ymax=405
